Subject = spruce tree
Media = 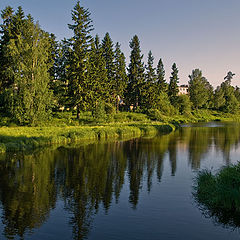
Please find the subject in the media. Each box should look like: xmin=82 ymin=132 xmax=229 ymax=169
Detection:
xmin=48 ymin=33 xmax=58 ymax=93
xmin=53 ymin=39 xmax=71 ymax=110
xmin=101 ymin=32 xmax=115 ymax=103
xmin=86 ymin=35 xmax=108 ymax=113
xmin=126 ymin=35 xmax=145 ymax=110
xmin=67 ymin=1 xmax=93 ymax=118
xmin=168 ymin=63 xmax=179 ymax=107
xmin=114 ymin=42 xmax=127 ymax=111
xmin=156 ymin=58 xmax=167 ymax=93
xmin=142 ymin=50 xmax=157 ymax=110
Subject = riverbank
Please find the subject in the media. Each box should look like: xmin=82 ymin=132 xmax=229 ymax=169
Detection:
xmin=0 ymin=109 xmax=240 ymax=153
xmin=0 ymin=123 xmax=175 ymax=153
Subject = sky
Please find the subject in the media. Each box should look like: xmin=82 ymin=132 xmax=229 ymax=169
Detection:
xmin=0 ymin=0 xmax=239 ymax=87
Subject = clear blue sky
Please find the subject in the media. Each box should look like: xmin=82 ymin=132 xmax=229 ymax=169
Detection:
xmin=1 ymin=0 xmax=239 ymax=87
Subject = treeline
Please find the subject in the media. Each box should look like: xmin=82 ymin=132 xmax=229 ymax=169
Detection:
xmin=0 ymin=2 xmax=239 ymax=125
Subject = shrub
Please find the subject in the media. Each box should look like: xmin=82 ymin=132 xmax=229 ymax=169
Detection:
xmin=93 ymin=101 xmax=106 ymax=123
xmin=177 ymin=95 xmax=192 ymax=115
xmin=105 ymin=102 xmax=115 ymax=114
xmin=147 ymin=109 xmax=164 ymax=121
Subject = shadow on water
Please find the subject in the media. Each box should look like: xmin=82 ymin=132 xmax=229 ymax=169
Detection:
xmin=0 ymin=122 xmax=240 ymax=239
xmin=194 ymin=200 xmax=240 ymax=230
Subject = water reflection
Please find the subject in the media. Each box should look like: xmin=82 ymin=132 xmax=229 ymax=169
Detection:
xmin=0 ymin=122 xmax=239 ymax=239
xmin=0 ymin=151 xmax=57 ymax=239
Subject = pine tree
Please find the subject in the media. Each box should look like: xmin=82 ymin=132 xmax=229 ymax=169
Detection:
xmin=67 ymin=1 xmax=93 ymax=118
xmin=114 ymin=42 xmax=127 ymax=112
xmin=126 ymin=35 xmax=145 ymax=110
xmin=101 ymin=32 xmax=115 ymax=103
xmin=168 ymin=63 xmax=179 ymax=107
xmin=156 ymin=58 xmax=167 ymax=93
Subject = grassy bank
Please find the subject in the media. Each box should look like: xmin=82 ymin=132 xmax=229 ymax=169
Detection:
xmin=0 ymin=109 xmax=240 ymax=153
xmin=0 ymin=122 xmax=174 ymax=153
xmin=194 ymin=164 xmax=240 ymax=227
xmin=148 ymin=109 xmax=240 ymax=124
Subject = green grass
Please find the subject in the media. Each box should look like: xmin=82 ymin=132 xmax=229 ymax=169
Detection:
xmin=0 ymin=122 xmax=174 ymax=152
xmin=194 ymin=163 xmax=240 ymax=227
xmin=148 ymin=109 xmax=240 ymax=124
xmin=0 ymin=109 xmax=240 ymax=152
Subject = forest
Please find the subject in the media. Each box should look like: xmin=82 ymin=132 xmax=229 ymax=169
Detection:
xmin=0 ymin=1 xmax=240 ymax=126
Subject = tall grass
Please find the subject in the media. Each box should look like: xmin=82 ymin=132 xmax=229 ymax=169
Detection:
xmin=194 ymin=164 xmax=240 ymax=227
xmin=0 ymin=123 xmax=174 ymax=152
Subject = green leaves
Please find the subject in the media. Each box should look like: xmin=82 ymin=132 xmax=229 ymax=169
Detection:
xmin=0 ymin=7 xmax=53 ymax=125
xmin=188 ymin=69 xmax=212 ymax=109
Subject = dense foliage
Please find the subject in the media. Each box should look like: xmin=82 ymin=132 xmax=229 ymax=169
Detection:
xmin=0 ymin=2 xmax=239 ymax=125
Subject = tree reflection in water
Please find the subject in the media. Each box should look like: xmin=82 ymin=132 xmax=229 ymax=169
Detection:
xmin=0 ymin=123 xmax=239 ymax=239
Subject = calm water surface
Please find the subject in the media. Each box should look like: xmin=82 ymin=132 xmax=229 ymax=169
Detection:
xmin=0 ymin=122 xmax=240 ymax=239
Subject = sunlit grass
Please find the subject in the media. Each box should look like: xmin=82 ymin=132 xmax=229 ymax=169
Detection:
xmin=0 ymin=123 xmax=174 ymax=152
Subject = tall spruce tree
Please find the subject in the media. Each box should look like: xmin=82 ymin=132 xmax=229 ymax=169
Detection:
xmin=53 ymin=39 xmax=71 ymax=109
xmin=101 ymin=32 xmax=115 ymax=103
xmin=86 ymin=35 xmax=108 ymax=112
xmin=114 ymin=42 xmax=127 ymax=111
xmin=156 ymin=58 xmax=167 ymax=93
xmin=0 ymin=8 xmax=53 ymax=124
xmin=168 ymin=63 xmax=179 ymax=107
xmin=126 ymin=35 xmax=145 ymax=109
xmin=142 ymin=50 xmax=157 ymax=110
xmin=67 ymin=1 xmax=93 ymax=118
xmin=48 ymin=33 xmax=58 ymax=94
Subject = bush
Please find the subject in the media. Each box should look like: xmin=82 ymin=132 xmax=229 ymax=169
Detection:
xmin=105 ymin=103 xmax=115 ymax=114
xmin=126 ymin=112 xmax=149 ymax=122
xmin=177 ymin=95 xmax=192 ymax=115
xmin=93 ymin=101 xmax=106 ymax=123
xmin=147 ymin=109 xmax=164 ymax=121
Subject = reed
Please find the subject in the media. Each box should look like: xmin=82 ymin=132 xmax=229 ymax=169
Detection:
xmin=195 ymin=164 xmax=240 ymax=213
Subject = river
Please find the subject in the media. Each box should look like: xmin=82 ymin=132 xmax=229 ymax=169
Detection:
xmin=0 ymin=122 xmax=240 ymax=239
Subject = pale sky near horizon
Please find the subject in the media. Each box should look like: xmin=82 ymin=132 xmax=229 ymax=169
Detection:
xmin=0 ymin=0 xmax=239 ymax=88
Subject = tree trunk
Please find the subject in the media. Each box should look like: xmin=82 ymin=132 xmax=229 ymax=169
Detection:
xmin=77 ymin=105 xmax=80 ymax=119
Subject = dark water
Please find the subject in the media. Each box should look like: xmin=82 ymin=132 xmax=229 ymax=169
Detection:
xmin=0 ymin=122 xmax=240 ymax=240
